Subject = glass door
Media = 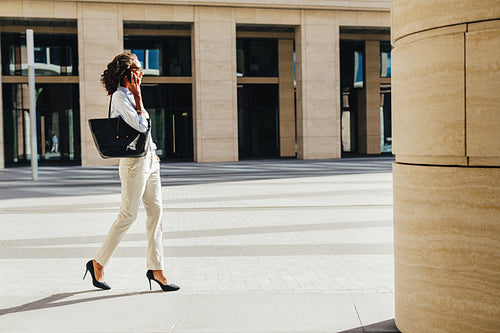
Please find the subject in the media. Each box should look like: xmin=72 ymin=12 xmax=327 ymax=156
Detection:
xmin=2 ymin=83 xmax=80 ymax=165
xmin=142 ymin=84 xmax=193 ymax=161
xmin=238 ymin=84 xmax=279 ymax=159
xmin=380 ymin=84 xmax=392 ymax=153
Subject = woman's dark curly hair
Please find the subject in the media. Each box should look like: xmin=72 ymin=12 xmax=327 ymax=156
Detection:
xmin=100 ymin=52 xmax=137 ymax=95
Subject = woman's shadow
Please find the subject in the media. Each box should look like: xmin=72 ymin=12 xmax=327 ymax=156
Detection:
xmin=0 ymin=289 xmax=160 ymax=316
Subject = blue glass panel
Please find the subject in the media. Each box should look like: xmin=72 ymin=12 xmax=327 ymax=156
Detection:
xmin=380 ymin=41 xmax=391 ymax=78
xmin=386 ymin=54 xmax=391 ymax=77
xmin=354 ymin=51 xmax=364 ymax=88
xmin=148 ymin=49 xmax=159 ymax=70
xmin=132 ymin=49 xmax=145 ymax=67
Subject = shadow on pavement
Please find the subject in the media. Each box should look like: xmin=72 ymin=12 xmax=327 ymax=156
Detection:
xmin=0 ymin=157 xmax=394 ymax=200
xmin=0 ymin=289 xmax=159 ymax=316
xmin=339 ymin=319 xmax=401 ymax=333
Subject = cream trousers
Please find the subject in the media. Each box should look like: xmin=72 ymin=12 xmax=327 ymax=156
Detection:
xmin=95 ymin=153 xmax=164 ymax=270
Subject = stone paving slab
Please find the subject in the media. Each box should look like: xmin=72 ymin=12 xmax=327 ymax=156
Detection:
xmin=0 ymin=158 xmax=399 ymax=332
xmin=1 ymin=293 xmax=397 ymax=333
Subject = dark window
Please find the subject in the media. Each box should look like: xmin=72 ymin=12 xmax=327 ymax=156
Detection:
xmin=124 ymin=36 xmax=191 ymax=76
xmin=237 ymin=39 xmax=278 ymax=77
xmin=340 ymin=40 xmax=365 ymax=89
xmin=238 ymin=84 xmax=280 ymax=158
xmin=1 ymin=33 xmax=78 ymax=76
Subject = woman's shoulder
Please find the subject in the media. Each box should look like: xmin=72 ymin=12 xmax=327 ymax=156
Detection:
xmin=111 ymin=87 xmax=131 ymax=104
xmin=112 ymin=87 xmax=128 ymax=97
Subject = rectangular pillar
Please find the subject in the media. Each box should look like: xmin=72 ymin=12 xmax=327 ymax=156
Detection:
xmin=0 ymin=31 xmax=4 ymax=169
xmin=78 ymin=3 xmax=123 ymax=166
xmin=192 ymin=7 xmax=237 ymax=162
xmin=358 ymin=40 xmax=381 ymax=154
xmin=295 ymin=10 xmax=340 ymax=159
xmin=278 ymin=39 xmax=296 ymax=157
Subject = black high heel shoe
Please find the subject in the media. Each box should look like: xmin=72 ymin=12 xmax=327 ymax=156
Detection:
xmin=83 ymin=260 xmax=111 ymax=290
xmin=146 ymin=270 xmax=180 ymax=292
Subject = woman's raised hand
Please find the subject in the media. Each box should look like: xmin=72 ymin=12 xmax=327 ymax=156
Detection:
xmin=128 ymin=71 xmax=142 ymax=97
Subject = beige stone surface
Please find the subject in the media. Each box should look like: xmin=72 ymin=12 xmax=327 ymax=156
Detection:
xmin=295 ymin=10 xmax=340 ymax=160
xmin=197 ymin=138 xmax=237 ymax=162
xmin=235 ymin=8 xmax=300 ymax=25
xmin=199 ymin=119 xmax=235 ymax=139
xmin=392 ymin=0 xmax=500 ymax=42
xmin=0 ymin=0 xmax=22 ymax=16
xmin=393 ymin=163 xmax=500 ymax=332
xmin=192 ymin=6 xmax=237 ymax=162
xmin=469 ymin=19 xmax=500 ymax=32
xmin=279 ymin=139 xmax=296 ymax=156
xmin=78 ymin=2 xmax=123 ymax=166
xmin=123 ymin=4 xmax=171 ymax=21
xmin=295 ymin=12 xmax=340 ymax=159
xmin=44 ymin=0 xmax=390 ymax=11
xmin=122 ymin=4 xmax=195 ymax=22
xmin=359 ymin=40 xmax=380 ymax=154
xmin=395 ymin=154 xmax=468 ymax=167
xmin=336 ymin=9 xmax=389 ymax=27
xmin=392 ymin=2 xmax=500 ymax=332
xmin=1 ymin=0 xmax=78 ymax=18
xmin=279 ymin=39 xmax=296 ymax=157
xmin=469 ymin=157 xmax=500 ymax=167
xmin=392 ymin=30 xmax=465 ymax=159
xmin=303 ymin=136 xmax=340 ymax=158
xmin=396 ymin=24 xmax=467 ymax=47
xmin=466 ymin=25 xmax=500 ymax=160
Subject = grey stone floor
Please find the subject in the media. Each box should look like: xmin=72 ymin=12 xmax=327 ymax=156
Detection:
xmin=0 ymin=157 xmax=400 ymax=332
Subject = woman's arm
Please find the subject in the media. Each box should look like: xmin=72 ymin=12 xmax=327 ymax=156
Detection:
xmin=127 ymin=70 xmax=145 ymax=114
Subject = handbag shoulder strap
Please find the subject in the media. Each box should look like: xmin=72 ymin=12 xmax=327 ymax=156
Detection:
xmin=108 ymin=94 xmax=113 ymax=118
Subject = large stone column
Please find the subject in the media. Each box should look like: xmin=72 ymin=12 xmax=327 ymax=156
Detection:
xmin=392 ymin=1 xmax=500 ymax=332
xmin=78 ymin=2 xmax=123 ymax=166
xmin=192 ymin=6 xmax=237 ymax=162
xmin=295 ymin=10 xmax=340 ymax=159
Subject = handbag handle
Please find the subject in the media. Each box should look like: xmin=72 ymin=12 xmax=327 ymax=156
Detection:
xmin=108 ymin=95 xmax=122 ymax=137
xmin=108 ymin=95 xmax=112 ymax=118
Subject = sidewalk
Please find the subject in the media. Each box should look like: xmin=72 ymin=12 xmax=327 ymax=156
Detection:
xmin=0 ymin=158 xmax=400 ymax=332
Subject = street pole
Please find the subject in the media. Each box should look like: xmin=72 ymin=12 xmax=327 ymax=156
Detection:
xmin=27 ymin=29 xmax=38 ymax=180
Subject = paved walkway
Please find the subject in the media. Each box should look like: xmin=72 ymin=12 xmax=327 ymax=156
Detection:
xmin=0 ymin=157 xmax=400 ymax=332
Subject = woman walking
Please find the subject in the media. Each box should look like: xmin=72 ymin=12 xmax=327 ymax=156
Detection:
xmin=84 ymin=52 xmax=179 ymax=292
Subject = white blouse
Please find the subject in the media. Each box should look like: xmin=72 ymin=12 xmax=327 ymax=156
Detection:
xmin=110 ymin=86 xmax=156 ymax=152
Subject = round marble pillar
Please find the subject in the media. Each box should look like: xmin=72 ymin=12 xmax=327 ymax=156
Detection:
xmin=391 ymin=1 xmax=500 ymax=332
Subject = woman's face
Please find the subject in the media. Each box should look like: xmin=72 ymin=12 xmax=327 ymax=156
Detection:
xmin=129 ymin=59 xmax=144 ymax=81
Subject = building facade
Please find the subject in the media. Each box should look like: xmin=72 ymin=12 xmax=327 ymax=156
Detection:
xmin=0 ymin=0 xmax=390 ymax=167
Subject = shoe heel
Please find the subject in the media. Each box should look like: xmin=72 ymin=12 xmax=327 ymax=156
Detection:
xmin=84 ymin=259 xmax=111 ymax=290
xmin=145 ymin=270 xmax=180 ymax=292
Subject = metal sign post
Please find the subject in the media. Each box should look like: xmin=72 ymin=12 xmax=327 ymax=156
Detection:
xmin=27 ymin=29 xmax=38 ymax=180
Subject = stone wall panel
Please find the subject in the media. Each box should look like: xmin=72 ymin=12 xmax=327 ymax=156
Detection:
xmin=466 ymin=24 xmax=500 ymax=161
xmin=392 ymin=0 xmax=500 ymax=42
xmin=393 ymin=163 xmax=500 ymax=332
xmin=392 ymin=31 xmax=465 ymax=158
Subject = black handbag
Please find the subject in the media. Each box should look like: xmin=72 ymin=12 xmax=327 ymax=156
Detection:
xmin=88 ymin=97 xmax=150 ymax=159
